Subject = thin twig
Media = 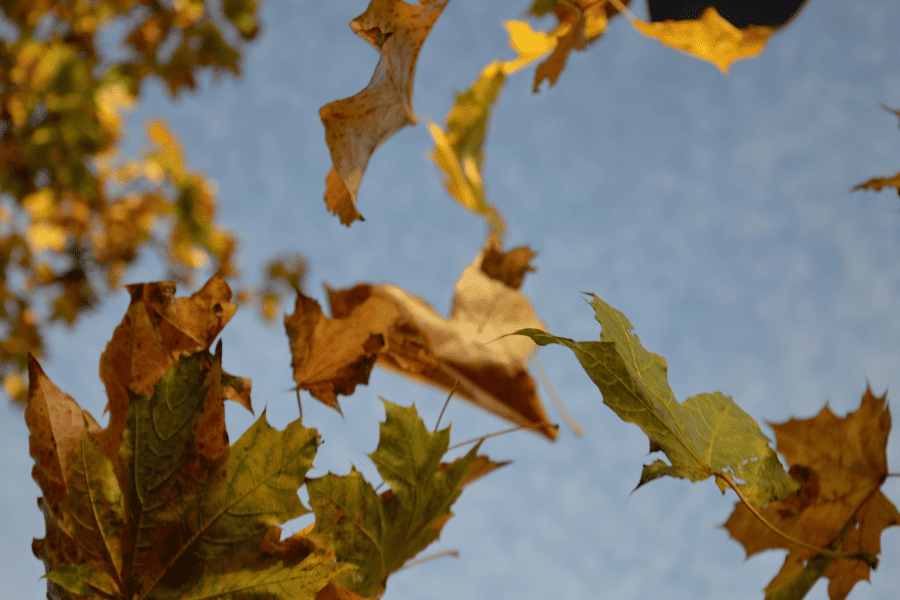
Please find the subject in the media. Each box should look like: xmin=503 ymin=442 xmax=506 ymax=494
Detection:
xmin=435 ymin=381 xmax=460 ymax=432
xmin=447 ymin=422 xmax=559 ymax=451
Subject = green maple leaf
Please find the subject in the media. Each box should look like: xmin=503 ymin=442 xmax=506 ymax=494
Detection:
xmin=308 ymin=399 xmax=480 ymax=598
xmin=515 ymin=294 xmax=798 ymax=507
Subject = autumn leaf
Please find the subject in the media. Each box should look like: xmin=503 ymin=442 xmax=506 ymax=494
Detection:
xmin=26 ymin=354 xmax=103 ymax=589
xmin=514 ymin=294 xmax=798 ymax=505
xmin=97 ymin=274 xmax=251 ymax=467
xmin=306 ymin=400 xmax=482 ymax=598
xmin=285 ymin=242 xmax=557 ymax=439
xmin=515 ymin=0 xmax=628 ymax=91
xmin=632 ymin=7 xmax=775 ymax=73
xmin=724 ymin=387 xmax=899 ymax=600
xmin=285 ymin=289 xmax=401 ymax=412
xmin=852 ymin=105 xmax=900 ymax=197
xmin=31 ymin=338 xmax=353 ymax=599
xmin=320 ymin=0 xmax=449 ymax=225
xmin=429 ymin=62 xmax=507 ymax=238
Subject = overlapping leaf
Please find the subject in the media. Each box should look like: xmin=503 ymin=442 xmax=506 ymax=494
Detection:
xmin=306 ymin=400 xmax=483 ymax=598
xmin=514 ymin=294 xmax=798 ymax=505
xmin=724 ymin=388 xmax=899 ymax=600
xmin=97 ymin=274 xmax=251 ymax=466
xmin=524 ymin=0 xmax=629 ymax=92
xmin=320 ymin=0 xmax=449 ymax=225
xmin=27 ymin=277 xmax=355 ymax=599
xmin=285 ymin=242 xmax=557 ymax=439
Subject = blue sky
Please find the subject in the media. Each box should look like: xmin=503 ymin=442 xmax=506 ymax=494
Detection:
xmin=2 ymin=1 xmax=899 ymax=599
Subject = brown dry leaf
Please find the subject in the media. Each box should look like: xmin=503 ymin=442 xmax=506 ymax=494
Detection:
xmin=724 ymin=387 xmax=899 ymax=600
xmin=320 ymin=0 xmax=449 ymax=225
xmin=97 ymin=274 xmax=250 ymax=465
xmin=530 ymin=0 xmax=625 ymax=91
xmin=633 ymin=7 xmax=774 ymax=73
xmin=480 ymin=243 xmax=536 ymax=289
xmin=852 ymin=172 xmax=900 ymax=195
xmin=285 ymin=290 xmax=401 ymax=412
xmin=302 ymin=244 xmax=556 ymax=439
xmin=25 ymin=355 xmax=102 ymax=536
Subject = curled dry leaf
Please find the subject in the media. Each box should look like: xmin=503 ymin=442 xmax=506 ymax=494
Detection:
xmin=285 ymin=245 xmax=557 ymax=439
xmin=284 ymin=290 xmax=400 ymax=413
xmin=724 ymin=387 xmax=900 ymax=600
xmin=321 ymin=0 xmax=449 ymax=225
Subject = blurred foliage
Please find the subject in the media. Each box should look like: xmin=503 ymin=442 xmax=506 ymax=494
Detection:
xmin=0 ymin=0 xmax=263 ymax=404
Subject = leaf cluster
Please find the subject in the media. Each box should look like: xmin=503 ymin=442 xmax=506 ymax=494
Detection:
xmin=27 ymin=274 xmax=500 ymax=599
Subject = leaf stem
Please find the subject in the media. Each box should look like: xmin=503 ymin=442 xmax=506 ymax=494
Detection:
xmin=447 ymin=422 xmax=558 ymax=451
xmin=716 ymin=473 xmax=879 ymax=569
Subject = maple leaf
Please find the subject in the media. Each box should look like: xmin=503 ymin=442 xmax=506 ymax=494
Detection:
xmin=632 ymin=7 xmax=775 ymax=73
xmin=724 ymin=387 xmax=899 ymax=600
xmin=31 ymin=338 xmax=352 ymax=599
xmin=96 ymin=274 xmax=252 ymax=468
xmin=285 ymin=242 xmax=557 ymax=439
xmin=429 ymin=62 xmax=507 ymax=238
xmin=852 ymin=105 xmax=900 ymax=197
xmin=514 ymin=294 xmax=798 ymax=505
xmin=285 ymin=289 xmax=400 ymax=412
xmin=306 ymin=400 xmax=482 ymax=598
xmin=320 ymin=0 xmax=449 ymax=225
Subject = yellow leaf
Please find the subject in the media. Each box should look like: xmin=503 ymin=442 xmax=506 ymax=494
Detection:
xmin=501 ymin=20 xmax=554 ymax=74
xmin=27 ymin=222 xmax=68 ymax=252
xmin=632 ymin=7 xmax=774 ymax=73
xmin=23 ymin=189 xmax=56 ymax=219
xmin=428 ymin=63 xmax=506 ymax=237
xmin=146 ymin=120 xmax=185 ymax=178
xmin=96 ymin=83 xmax=134 ymax=131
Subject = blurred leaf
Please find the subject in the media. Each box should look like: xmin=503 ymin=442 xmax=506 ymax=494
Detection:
xmin=320 ymin=0 xmax=450 ymax=224
xmin=633 ymin=7 xmax=774 ymax=73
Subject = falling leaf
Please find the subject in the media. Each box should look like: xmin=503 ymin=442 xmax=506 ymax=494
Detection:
xmin=285 ymin=290 xmax=400 ymax=412
xmin=724 ymin=387 xmax=899 ymax=600
xmin=514 ymin=294 xmax=798 ymax=504
xmin=320 ymin=0 xmax=449 ymax=225
xmin=633 ymin=7 xmax=774 ymax=73
xmin=520 ymin=0 xmax=626 ymax=92
xmin=291 ymin=244 xmax=556 ymax=438
xmin=429 ymin=62 xmax=506 ymax=237
xmin=500 ymin=20 xmax=555 ymax=74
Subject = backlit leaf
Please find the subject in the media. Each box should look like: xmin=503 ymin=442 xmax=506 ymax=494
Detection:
xmin=514 ymin=294 xmax=798 ymax=505
xmin=632 ymin=7 xmax=774 ymax=73
xmin=320 ymin=0 xmax=450 ymax=225
xmin=725 ymin=388 xmax=899 ymax=600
